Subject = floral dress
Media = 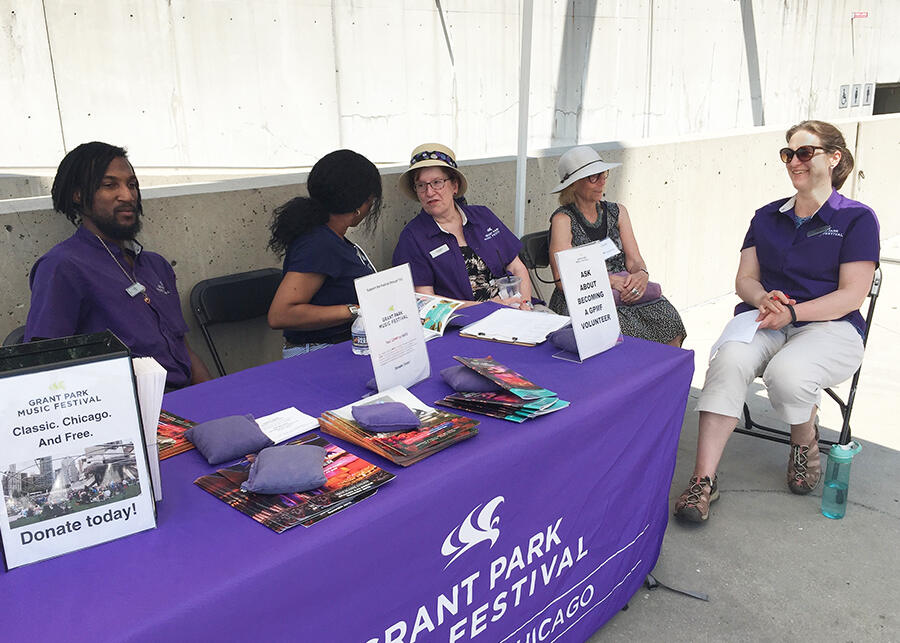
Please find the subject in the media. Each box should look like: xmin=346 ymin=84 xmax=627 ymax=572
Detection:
xmin=549 ymin=202 xmax=686 ymax=344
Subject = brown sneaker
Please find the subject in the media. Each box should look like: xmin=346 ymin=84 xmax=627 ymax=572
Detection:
xmin=674 ymin=475 xmax=719 ymax=522
xmin=788 ymin=425 xmax=822 ymax=494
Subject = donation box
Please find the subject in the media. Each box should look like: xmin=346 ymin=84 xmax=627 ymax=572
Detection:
xmin=0 ymin=331 xmax=157 ymax=570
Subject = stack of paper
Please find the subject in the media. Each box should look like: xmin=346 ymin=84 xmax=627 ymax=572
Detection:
xmin=435 ymin=356 xmax=569 ymax=422
xmin=194 ymin=433 xmax=395 ymax=532
xmin=132 ymin=357 xmax=167 ymax=501
xmin=318 ymin=386 xmax=479 ymax=466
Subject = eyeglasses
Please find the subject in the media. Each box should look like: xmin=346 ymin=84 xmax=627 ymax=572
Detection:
xmin=414 ymin=178 xmax=452 ymax=193
xmin=586 ymin=171 xmax=609 ymax=183
xmin=779 ymin=146 xmax=827 ymax=163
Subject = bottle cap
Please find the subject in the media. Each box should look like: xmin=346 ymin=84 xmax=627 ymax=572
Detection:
xmin=829 ymin=440 xmax=862 ymax=461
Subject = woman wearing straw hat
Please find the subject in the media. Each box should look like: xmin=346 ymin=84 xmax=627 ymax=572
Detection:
xmin=547 ymin=145 xmax=685 ymax=346
xmin=393 ymin=143 xmax=532 ymax=308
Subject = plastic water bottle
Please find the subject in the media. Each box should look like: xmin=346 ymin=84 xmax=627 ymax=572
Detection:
xmin=351 ymin=314 xmax=369 ymax=355
xmin=821 ymin=441 xmax=862 ymax=519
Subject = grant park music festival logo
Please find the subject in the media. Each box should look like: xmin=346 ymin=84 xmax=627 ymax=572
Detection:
xmin=441 ymin=495 xmax=504 ymax=569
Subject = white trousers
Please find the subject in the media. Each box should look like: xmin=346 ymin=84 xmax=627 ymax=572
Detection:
xmin=697 ymin=321 xmax=864 ymax=425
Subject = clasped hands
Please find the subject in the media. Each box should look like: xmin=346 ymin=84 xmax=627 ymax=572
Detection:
xmin=756 ymin=290 xmax=796 ymax=330
xmin=609 ymin=271 xmax=649 ymax=304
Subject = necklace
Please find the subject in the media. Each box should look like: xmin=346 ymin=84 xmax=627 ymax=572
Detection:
xmin=95 ymin=235 xmax=151 ymax=304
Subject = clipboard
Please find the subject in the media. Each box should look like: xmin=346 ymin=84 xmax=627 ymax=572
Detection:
xmin=458 ymin=308 xmax=570 ymax=346
xmin=458 ymin=330 xmax=539 ymax=346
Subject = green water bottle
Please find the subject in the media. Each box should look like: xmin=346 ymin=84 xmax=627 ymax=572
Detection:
xmin=821 ymin=441 xmax=862 ymax=519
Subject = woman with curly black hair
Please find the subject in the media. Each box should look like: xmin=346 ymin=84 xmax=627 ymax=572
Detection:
xmin=267 ymin=149 xmax=382 ymax=358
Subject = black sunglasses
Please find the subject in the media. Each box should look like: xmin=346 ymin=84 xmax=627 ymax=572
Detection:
xmin=779 ymin=145 xmax=827 ymax=163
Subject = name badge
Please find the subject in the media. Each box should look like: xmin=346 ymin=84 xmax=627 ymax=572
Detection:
xmin=430 ymin=244 xmax=450 ymax=259
xmin=596 ymin=238 xmax=620 ymax=259
xmin=126 ymin=282 xmax=147 ymax=298
xmin=807 ymin=225 xmax=831 ymax=238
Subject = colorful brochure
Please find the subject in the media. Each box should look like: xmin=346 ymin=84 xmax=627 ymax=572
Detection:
xmin=453 ymin=356 xmax=557 ymax=400
xmin=415 ymin=292 xmax=467 ymax=340
xmin=157 ymin=410 xmax=196 ymax=460
xmin=319 ymin=386 xmax=479 ymax=466
xmin=194 ymin=433 xmax=394 ymax=533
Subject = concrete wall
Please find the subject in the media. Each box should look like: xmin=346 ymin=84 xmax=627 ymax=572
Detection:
xmin=2 ymin=115 xmax=896 ymax=373
xmin=2 ymin=0 xmax=898 ymax=177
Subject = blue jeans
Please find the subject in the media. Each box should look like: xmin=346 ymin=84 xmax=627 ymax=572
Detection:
xmin=282 ymin=342 xmax=329 ymax=359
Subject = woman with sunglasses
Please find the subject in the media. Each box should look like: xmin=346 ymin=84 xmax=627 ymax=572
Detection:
xmin=267 ymin=149 xmax=381 ymax=358
xmin=547 ymin=145 xmax=686 ymax=346
xmin=393 ymin=143 xmax=532 ymax=308
xmin=674 ymin=121 xmax=880 ymax=523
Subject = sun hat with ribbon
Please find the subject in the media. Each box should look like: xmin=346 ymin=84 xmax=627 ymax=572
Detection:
xmin=550 ymin=146 xmax=621 ymax=193
xmin=399 ymin=143 xmax=468 ymax=201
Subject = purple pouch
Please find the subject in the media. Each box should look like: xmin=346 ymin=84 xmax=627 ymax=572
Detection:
xmin=440 ymin=364 xmax=503 ymax=393
xmin=610 ymin=271 xmax=662 ymax=306
xmin=185 ymin=414 xmax=273 ymax=465
xmin=240 ymin=445 xmax=327 ymax=494
xmin=352 ymin=402 xmax=421 ymax=432
xmin=549 ymin=327 xmax=578 ymax=353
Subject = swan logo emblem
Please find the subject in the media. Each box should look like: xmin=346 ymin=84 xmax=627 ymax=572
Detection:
xmin=441 ymin=496 xmax=504 ymax=569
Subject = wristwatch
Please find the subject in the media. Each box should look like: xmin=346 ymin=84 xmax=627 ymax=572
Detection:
xmin=347 ymin=304 xmax=360 ymax=317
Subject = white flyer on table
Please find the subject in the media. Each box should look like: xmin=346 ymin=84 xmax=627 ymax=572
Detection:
xmin=555 ymin=241 xmax=621 ymax=360
xmin=708 ymin=310 xmax=761 ymax=362
xmin=255 ymin=407 xmax=320 ymax=443
xmin=355 ymin=264 xmax=430 ymax=392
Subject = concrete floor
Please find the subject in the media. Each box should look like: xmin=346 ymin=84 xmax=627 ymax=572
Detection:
xmin=588 ymin=239 xmax=900 ymax=642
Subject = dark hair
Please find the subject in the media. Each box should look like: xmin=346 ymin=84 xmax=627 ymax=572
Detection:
xmin=268 ymin=149 xmax=383 ymax=256
xmin=786 ymin=120 xmax=855 ymax=190
xmin=51 ymin=142 xmax=140 ymax=225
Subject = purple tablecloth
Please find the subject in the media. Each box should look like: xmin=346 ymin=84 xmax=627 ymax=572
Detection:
xmin=1 ymin=333 xmax=693 ymax=642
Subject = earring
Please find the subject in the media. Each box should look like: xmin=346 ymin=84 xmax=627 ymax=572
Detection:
xmin=355 ymin=208 xmax=361 ymax=216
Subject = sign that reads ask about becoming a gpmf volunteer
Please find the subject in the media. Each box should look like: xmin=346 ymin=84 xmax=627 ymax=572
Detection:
xmin=555 ymin=241 xmax=622 ymax=360
xmin=0 ymin=337 xmax=156 ymax=569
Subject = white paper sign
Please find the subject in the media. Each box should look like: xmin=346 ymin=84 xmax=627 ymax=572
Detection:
xmin=0 ymin=356 xmax=156 ymax=569
xmin=355 ymin=264 xmax=430 ymax=391
xmin=555 ymin=242 xmax=622 ymax=359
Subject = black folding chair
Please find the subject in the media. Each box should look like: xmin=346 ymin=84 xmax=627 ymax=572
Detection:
xmin=2 ymin=325 xmax=26 ymax=347
xmin=518 ymin=231 xmax=556 ymax=302
xmin=734 ymin=266 xmax=882 ymax=448
xmin=190 ymin=268 xmax=282 ymax=377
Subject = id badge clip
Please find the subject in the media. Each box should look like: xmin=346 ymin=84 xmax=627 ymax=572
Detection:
xmin=126 ymin=282 xmax=147 ymax=298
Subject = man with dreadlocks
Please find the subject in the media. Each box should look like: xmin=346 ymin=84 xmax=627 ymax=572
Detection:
xmin=25 ymin=141 xmax=211 ymax=389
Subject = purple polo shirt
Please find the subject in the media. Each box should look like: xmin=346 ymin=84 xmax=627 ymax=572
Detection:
xmin=25 ymin=226 xmax=192 ymax=388
xmin=735 ymin=190 xmax=880 ymax=335
xmin=392 ymin=202 xmax=522 ymax=301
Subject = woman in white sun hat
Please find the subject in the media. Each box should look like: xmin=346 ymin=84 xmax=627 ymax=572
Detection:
xmin=547 ymin=145 xmax=685 ymax=346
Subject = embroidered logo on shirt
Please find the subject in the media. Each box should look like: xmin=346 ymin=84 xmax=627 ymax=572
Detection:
xmin=820 ymin=227 xmax=844 ymax=238
xmin=154 ymin=281 xmax=172 ymax=295
xmin=483 ymin=227 xmax=500 ymax=241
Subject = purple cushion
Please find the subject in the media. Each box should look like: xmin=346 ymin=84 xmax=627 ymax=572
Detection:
xmin=185 ymin=414 xmax=273 ymax=465
xmin=351 ymin=402 xmax=420 ymax=432
xmin=240 ymin=445 xmax=327 ymax=494
xmin=549 ymin=327 xmax=578 ymax=353
xmin=610 ymin=271 xmax=663 ymax=306
xmin=440 ymin=365 xmax=503 ymax=393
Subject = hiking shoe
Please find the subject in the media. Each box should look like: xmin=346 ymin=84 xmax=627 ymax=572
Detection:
xmin=674 ymin=475 xmax=719 ymax=522
xmin=788 ymin=424 xmax=821 ymax=494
